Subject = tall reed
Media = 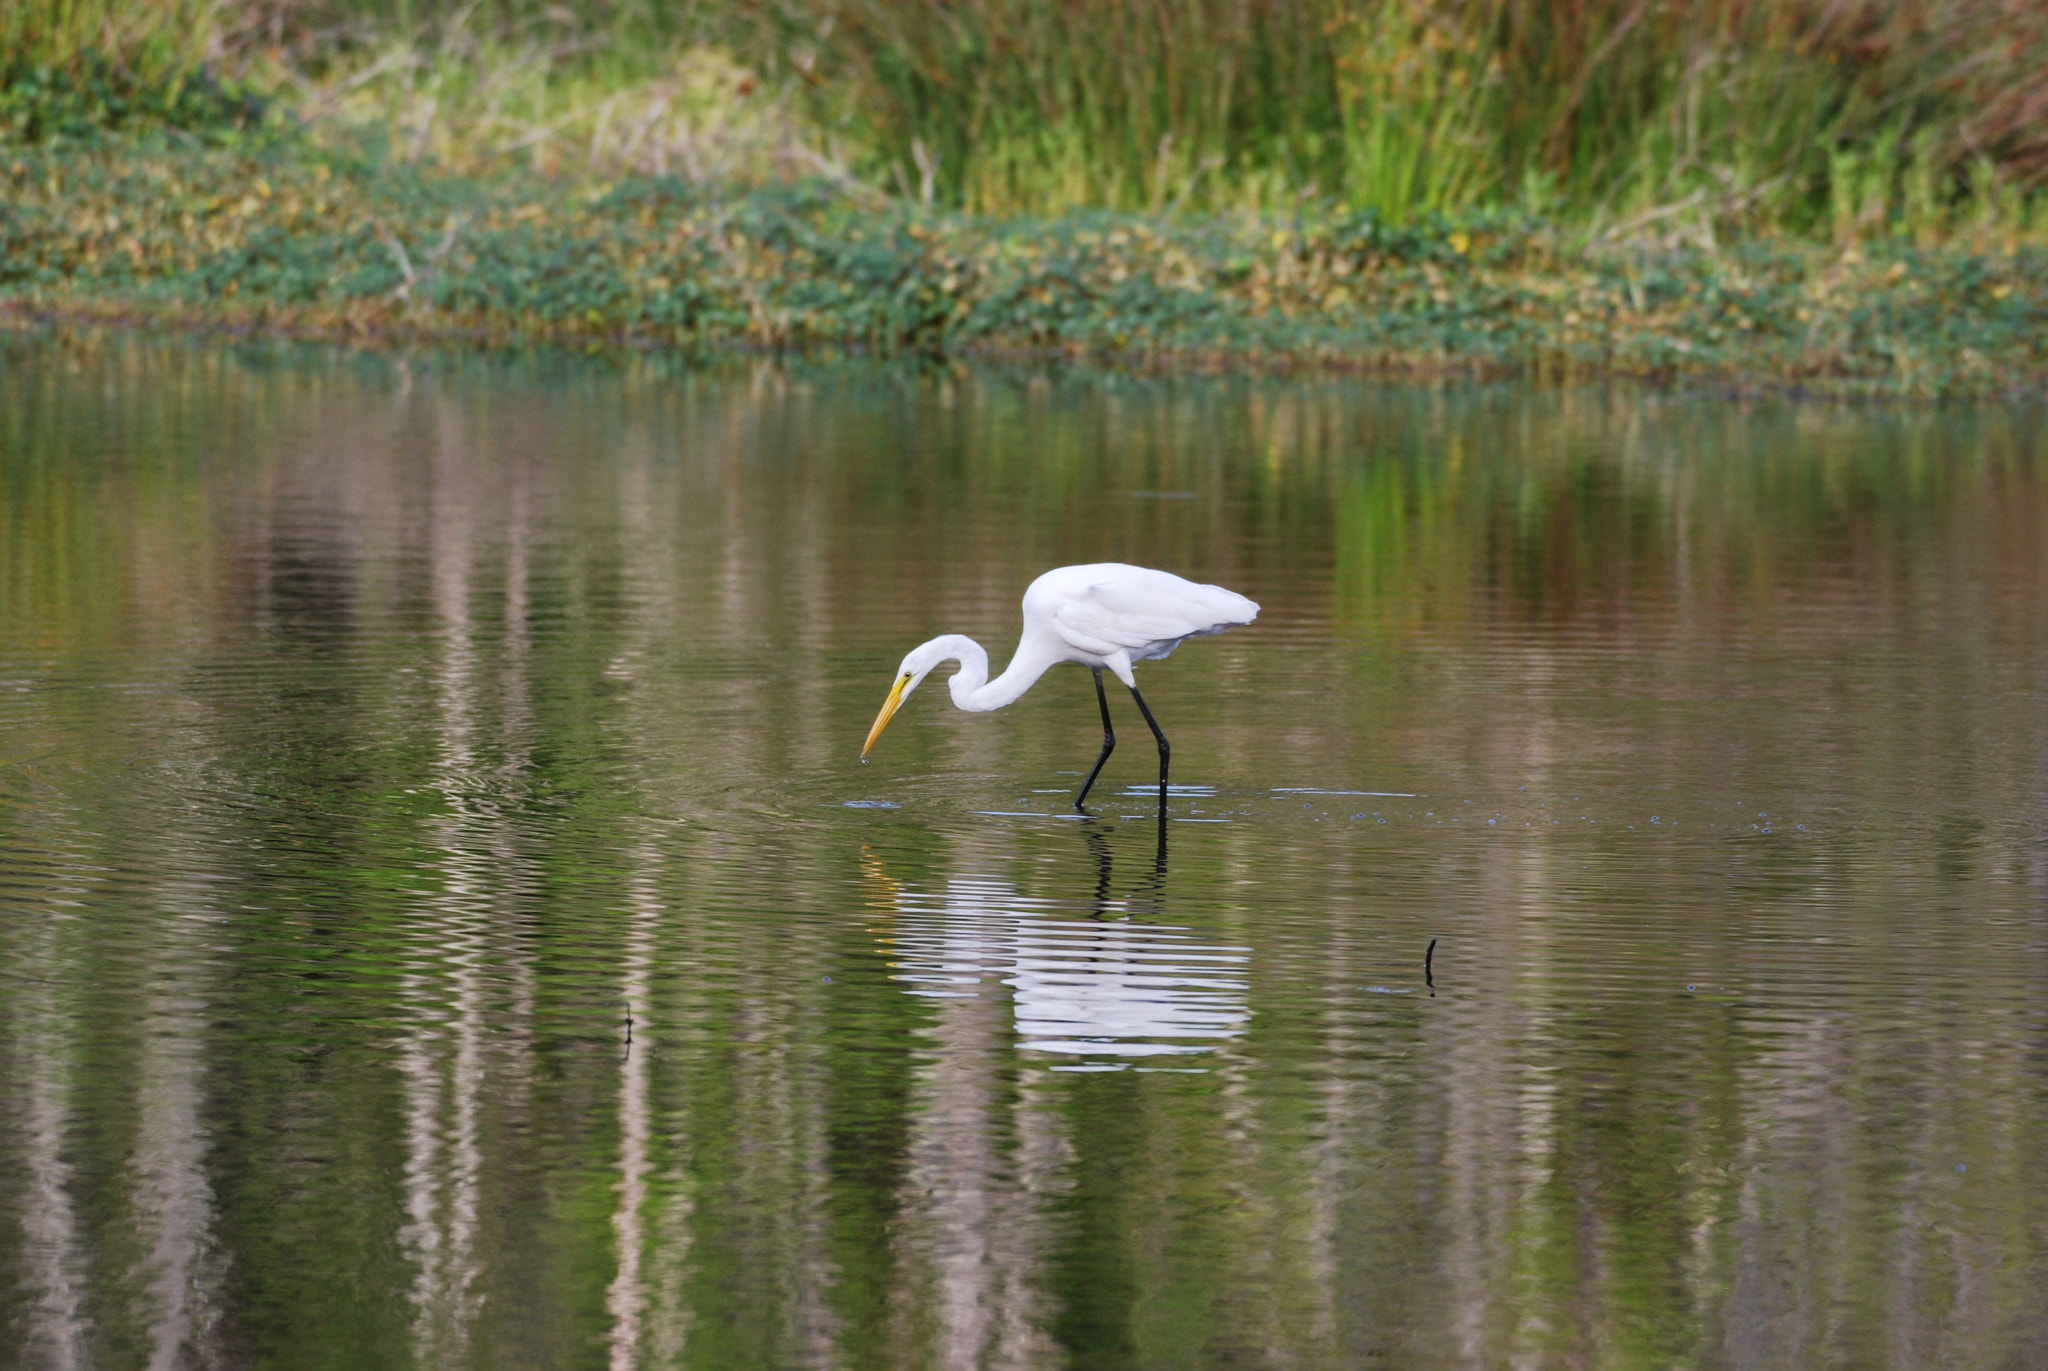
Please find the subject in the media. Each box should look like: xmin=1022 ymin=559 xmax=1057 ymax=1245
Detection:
xmin=5 ymin=0 xmax=225 ymax=77
xmin=732 ymin=0 xmax=2048 ymax=225
xmin=9 ymin=0 xmax=2045 ymax=235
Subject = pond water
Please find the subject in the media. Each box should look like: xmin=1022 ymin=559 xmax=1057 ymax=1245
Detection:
xmin=2 ymin=337 xmax=2046 ymax=1370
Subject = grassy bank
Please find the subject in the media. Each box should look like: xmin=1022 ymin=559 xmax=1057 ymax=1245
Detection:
xmin=3 ymin=0 xmax=2046 ymax=390
xmin=6 ymin=132 xmax=2044 ymax=394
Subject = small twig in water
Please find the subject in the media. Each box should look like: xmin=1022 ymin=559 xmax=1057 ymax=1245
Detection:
xmin=1425 ymin=938 xmax=1437 ymax=996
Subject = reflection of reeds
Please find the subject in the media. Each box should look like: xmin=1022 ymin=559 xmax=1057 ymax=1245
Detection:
xmin=5 ymin=342 xmax=2048 ymax=1368
xmin=14 ymin=957 xmax=89 ymax=1370
xmin=605 ymin=849 xmax=661 ymax=1371
xmin=129 ymin=904 xmax=222 ymax=1371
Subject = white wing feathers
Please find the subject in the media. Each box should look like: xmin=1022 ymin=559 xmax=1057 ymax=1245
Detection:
xmin=1044 ymin=568 xmax=1258 ymax=663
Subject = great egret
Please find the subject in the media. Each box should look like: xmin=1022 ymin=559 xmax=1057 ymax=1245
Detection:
xmin=861 ymin=563 xmax=1259 ymax=808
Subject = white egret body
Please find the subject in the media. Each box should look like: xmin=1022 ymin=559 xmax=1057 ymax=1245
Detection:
xmin=862 ymin=563 xmax=1258 ymax=807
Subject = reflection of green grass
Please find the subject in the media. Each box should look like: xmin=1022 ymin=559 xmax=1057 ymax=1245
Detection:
xmin=5 ymin=133 xmax=2044 ymax=395
xmin=5 ymin=339 xmax=2046 ymax=1367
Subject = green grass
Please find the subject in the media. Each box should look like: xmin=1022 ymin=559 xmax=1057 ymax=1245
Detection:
xmin=2 ymin=0 xmax=266 ymax=142
xmin=6 ymin=0 xmax=2047 ymax=234
xmin=3 ymin=0 xmax=221 ymax=76
xmin=731 ymin=0 xmax=2048 ymax=230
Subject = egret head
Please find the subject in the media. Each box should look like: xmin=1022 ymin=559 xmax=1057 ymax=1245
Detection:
xmin=861 ymin=637 xmax=973 ymax=757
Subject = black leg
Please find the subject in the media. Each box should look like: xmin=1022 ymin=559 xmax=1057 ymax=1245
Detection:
xmin=1126 ymin=683 xmax=1170 ymax=807
xmin=1074 ymin=668 xmax=1117 ymax=810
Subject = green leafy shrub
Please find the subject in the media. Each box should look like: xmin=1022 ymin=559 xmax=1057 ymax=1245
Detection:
xmin=1 ymin=52 xmax=269 ymax=142
xmin=4 ymin=136 xmax=2043 ymax=395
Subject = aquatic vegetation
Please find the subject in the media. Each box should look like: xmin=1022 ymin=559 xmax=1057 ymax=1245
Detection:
xmin=4 ymin=133 xmax=2044 ymax=395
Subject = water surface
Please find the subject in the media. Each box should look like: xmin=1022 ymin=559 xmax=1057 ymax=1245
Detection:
xmin=2 ymin=339 xmax=2046 ymax=1370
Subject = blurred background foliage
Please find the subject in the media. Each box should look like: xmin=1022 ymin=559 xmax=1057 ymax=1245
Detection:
xmin=4 ymin=0 xmax=2047 ymax=235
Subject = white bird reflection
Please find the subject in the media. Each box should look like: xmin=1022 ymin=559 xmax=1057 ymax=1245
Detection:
xmin=888 ymin=875 xmax=1252 ymax=1065
xmin=863 ymin=844 xmax=1252 ymax=1367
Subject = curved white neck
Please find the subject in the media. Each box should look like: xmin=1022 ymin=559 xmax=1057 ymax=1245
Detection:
xmin=914 ymin=633 xmax=1063 ymax=713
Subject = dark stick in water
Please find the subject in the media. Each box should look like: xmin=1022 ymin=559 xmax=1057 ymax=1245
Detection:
xmin=1425 ymin=939 xmax=1437 ymax=996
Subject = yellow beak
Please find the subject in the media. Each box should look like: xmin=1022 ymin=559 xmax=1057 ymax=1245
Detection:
xmin=862 ymin=674 xmax=912 ymax=757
